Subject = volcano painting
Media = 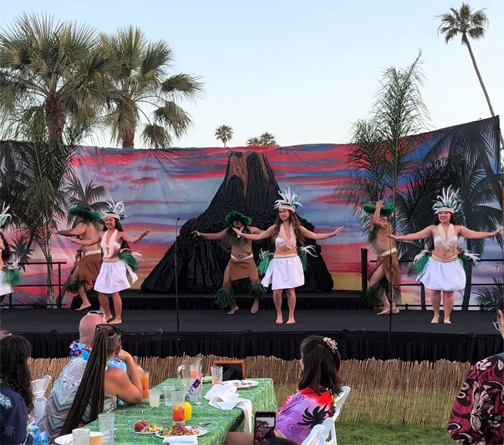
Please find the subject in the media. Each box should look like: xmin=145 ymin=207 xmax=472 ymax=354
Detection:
xmin=142 ymin=151 xmax=334 ymax=294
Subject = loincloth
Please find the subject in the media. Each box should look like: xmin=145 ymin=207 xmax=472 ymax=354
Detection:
xmin=228 ymin=256 xmax=258 ymax=281
xmin=369 ymin=251 xmax=401 ymax=286
xmin=72 ymin=253 xmax=102 ymax=283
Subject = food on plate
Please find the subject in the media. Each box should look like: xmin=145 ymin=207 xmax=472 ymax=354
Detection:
xmin=134 ymin=421 xmax=160 ymax=433
xmin=159 ymin=424 xmax=199 ymax=437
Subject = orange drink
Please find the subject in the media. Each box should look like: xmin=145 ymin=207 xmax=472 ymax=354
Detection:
xmin=140 ymin=372 xmax=149 ymax=400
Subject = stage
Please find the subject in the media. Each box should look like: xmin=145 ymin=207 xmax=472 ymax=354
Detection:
xmin=1 ymin=290 xmax=502 ymax=364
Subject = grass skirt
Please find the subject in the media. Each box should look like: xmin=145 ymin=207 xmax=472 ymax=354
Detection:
xmin=417 ymin=256 xmax=465 ymax=291
xmin=0 ymin=270 xmax=13 ymax=296
xmin=94 ymin=260 xmax=133 ymax=294
xmin=262 ymin=255 xmax=304 ymax=290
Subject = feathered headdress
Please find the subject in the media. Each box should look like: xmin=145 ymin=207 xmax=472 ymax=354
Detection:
xmin=103 ymin=198 xmax=125 ymax=220
xmin=432 ymin=186 xmax=462 ymax=215
xmin=68 ymin=207 xmax=101 ymax=224
xmin=0 ymin=203 xmax=12 ymax=229
xmin=362 ymin=202 xmax=395 ymax=217
xmin=225 ymin=211 xmax=252 ymax=227
xmin=274 ymin=187 xmax=302 ymax=213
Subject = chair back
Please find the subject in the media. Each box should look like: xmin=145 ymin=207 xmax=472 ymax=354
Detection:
xmin=334 ymin=386 xmax=351 ymax=419
xmin=31 ymin=375 xmax=51 ymax=397
xmin=301 ymin=424 xmax=325 ymax=445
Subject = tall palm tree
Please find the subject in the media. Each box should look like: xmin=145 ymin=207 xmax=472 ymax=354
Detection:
xmin=215 ymin=125 xmax=233 ymax=147
xmin=0 ymin=13 xmax=119 ymax=143
xmin=246 ymin=137 xmax=261 ymax=146
xmin=100 ymin=26 xmax=203 ymax=148
xmin=437 ymin=3 xmax=504 ymax=149
xmin=259 ymin=132 xmax=277 ymax=146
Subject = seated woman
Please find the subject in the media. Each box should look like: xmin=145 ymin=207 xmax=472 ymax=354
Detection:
xmin=275 ymin=335 xmax=343 ymax=444
xmin=0 ymin=335 xmax=34 ymax=445
xmin=38 ymin=324 xmax=143 ymax=440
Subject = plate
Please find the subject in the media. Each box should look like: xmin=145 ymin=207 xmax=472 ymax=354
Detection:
xmin=222 ymin=379 xmax=259 ymax=389
xmin=54 ymin=434 xmax=73 ymax=445
xmin=202 ymin=375 xmax=212 ymax=384
xmin=155 ymin=427 xmax=208 ymax=438
xmin=134 ymin=430 xmax=157 ymax=435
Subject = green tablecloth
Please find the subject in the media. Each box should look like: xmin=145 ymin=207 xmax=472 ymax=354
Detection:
xmin=85 ymin=378 xmax=277 ymax=445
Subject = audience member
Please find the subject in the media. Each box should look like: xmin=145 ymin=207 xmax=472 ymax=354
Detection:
xmin=448 ymin=299 xmax=504 ymax=444
xmin=0 ymin=335 xmax=34 ymax=445
xmin=275 ymin=335 xmax=343 ymax=444
xmin=38 ymin=324 xmax=143 ymax=440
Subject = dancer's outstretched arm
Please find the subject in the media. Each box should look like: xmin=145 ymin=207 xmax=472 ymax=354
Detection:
xmin=121 ymin=230 xmax=150 ymax=243
xmin=71 ymin=234 xmax=102 ymax=246
xmin=192 ymin=229 xmax=226 ymax=240
xmin=56 ymin=223 xmax=86 ymax=237
xmin=388 ymin=226 xmax=432 ymax=241
xmin=233 ymin=225 xmax=275 ymax=240
xmin=300 ymin=226 xmax=343 ymax=240
xmin=459 ymin=226 xmax=503 ymax=239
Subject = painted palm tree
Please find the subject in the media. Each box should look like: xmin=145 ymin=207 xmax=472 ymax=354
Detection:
xmin=246 ymin=137 xmax=261 ymax=146
xmin=474 ymin=278 xmax=504 ymax=310
xmin=215 ymin=125 xmax=234 ymax=147
xmin=437 ymin=3 xmax=504 ymax=150
xmin=259 ymin=132 xmax=277 ymax=146
xmin=0 ymin=13 xmax=119 ymax=143
xmin=100 ymin=26 xmax=203 ymax=148
xmin=8 ymin=235 xmax=34 ymax=271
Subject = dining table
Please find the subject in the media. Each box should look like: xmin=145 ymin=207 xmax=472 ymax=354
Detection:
xmin=82 ymin=378 xmax=277 ymax=444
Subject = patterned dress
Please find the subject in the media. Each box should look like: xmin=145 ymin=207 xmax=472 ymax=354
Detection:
xmin=0 ymin=381 xmax=31 ymax=445
xmin=448 ymin=353 xmax=504 ymax=444
xmin=275 ymin=387 xmax=335 ymax=444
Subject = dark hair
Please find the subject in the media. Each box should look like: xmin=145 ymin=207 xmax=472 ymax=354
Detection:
xmin=298 ymin=336 xmax=343 ymax=404
xmin=272 ymin=210 xmax=306 ymax=246
xmin=434 ymin=213 xmax=457 ymax=225
xmin=1 ymin=232 xmax=11 ymax=262
xmin=102 ymin=216 xmax=123 ymax=232
xmin=0 ymin=335 xmax=34 ymax=411
xmin=60 ymin=325 xmax=122 ymax=435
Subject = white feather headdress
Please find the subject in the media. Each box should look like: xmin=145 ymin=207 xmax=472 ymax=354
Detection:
xmin=432 ymin=186 xmax=462 ymax=215
xmin=274 ymin=187 xmax=302 ymax=212
xmin=103 ymin=198 xmax=126 ymax=220
xmin=0 ymin=203 xmax=12 ymax=229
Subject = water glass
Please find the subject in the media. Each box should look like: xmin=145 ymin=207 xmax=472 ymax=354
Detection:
xmin=163 ymin=385 xmax=175 ymax=407
xmin=171 ymin=390 xmax=185 ymax=424
xmin=98 ymin=412 xmax=115 ymax=445
xmin=211 ymin=366 xmax=223 ymax=385
xmin=72 ymin=427 xmax=90 ymax=445
xmin=149 ymin=389 xmax=161 ymax=407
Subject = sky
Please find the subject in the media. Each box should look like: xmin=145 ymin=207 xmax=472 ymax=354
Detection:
xmin=0 ymin=0 xmax=503 ymax=149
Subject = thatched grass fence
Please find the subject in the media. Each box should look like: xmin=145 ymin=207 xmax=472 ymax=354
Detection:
xmin=29 ymin=355 xmax=471 ymax=428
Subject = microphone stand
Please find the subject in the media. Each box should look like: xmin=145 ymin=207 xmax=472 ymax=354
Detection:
xmin=174 ymin=217 xmax=182 ymax=356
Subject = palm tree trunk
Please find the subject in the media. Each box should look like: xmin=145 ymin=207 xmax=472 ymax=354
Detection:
xmin=461 ymin=239 xmax=473 ymax=311
xmin=122 ymin=131 xmax=135 ymax=149
xmin=42 ymin=240 xmax=56 ymax=308
xmin=45 ymin=97 xmax=66 ymax=144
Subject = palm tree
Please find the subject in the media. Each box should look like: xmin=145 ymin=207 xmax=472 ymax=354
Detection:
xmin=437 ymin=3 xmax=504 ymax=149
xmin=100 ymin=26 xmax=203 ymax=148
xmin=246 ymin=137 xmax=261 ymax=146
xmin=8 ymin=234 xmax=34 ymax=271
xmin=0 ymin=13 xmax=119 ymax=143
xmin=259 ymin=132 xmax=277 ymax=146
xmin=215 ymin=125 xmax=233 ymax=147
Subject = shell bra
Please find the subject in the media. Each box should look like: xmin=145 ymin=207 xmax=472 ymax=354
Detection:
xmin=275 ymin=223 xmax=297 ymax=250
xmin=101 ymin=229 xmax=121 ymax=260
xmin=434 ymin=224 xmax=458 ymax=251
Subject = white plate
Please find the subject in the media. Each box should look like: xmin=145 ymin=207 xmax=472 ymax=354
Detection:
xmin=134 ymin=429 xmax=159 ymax=435
xmin=155 ymin=427 xmax=208 ymax=438
xmin=222 ymin=379 xmax=259 ymax=389
xmin=54 ymin=435 xmax=73 ymax=445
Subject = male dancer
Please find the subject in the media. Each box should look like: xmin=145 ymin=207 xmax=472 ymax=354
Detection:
xmin=192 ymin=211 xmax=264 ymax=314
xmin=364 ymin=201 xmax=401 ymax=314
xmin=56 ymin=207 xmax=103 ymax=310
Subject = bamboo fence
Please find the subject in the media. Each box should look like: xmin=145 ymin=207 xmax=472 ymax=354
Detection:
xmin=28 ymin=355 xmax=471 ymax=428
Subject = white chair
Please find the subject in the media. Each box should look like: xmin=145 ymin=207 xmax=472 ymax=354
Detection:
xmin=334 ymin=385 xmax=351 ymax=420
xmin=301 ymin=424 xmax=326 ymax=445
xmin=31 ymin=375 xmax=51 ymax=398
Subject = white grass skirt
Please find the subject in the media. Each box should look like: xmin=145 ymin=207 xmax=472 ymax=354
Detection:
xmin=94 ymin=261 xmax=132 ymax=294
xmin=0 ymin=271 xmax=13 ymax=296
xmin=262 ymin=255 xmax=304 ymax=290
xmin=417 ymin=256 xmax=466 ymax=291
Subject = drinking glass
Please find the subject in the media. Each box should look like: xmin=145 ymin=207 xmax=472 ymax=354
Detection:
xmin=171 ymin=390 xmax=185 ymax=424
xmin=140 ymin=371 xmax=150 ymax=400
xmin=211 ymin=366 xmax=223 ymax=385
xmin=72 ymin=427 xmax=90 ymax=445
xmin=163 ymin=385 xmax=175 ymax=407
xmin=149 ymin=389 xmax=161 ymax=407
xmin=98 ymin=412 xmax=115 ymax=445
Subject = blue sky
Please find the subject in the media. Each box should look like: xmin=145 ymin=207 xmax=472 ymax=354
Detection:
xmin=1 ymin=0 xmax=503 ymax=149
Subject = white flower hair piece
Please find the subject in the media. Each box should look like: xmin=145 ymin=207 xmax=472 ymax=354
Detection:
xmin=274 ymin=186 xmax=303 ymax=212
xmin=104 ymin=198 xmax=126 ymax=220
xmin=323 ymin=337 xmax=338 ymax=354
xmin=432 ymin=186 xmax=462 ymax=215
xmin=0 ymin=203 xmax=12 ymax=229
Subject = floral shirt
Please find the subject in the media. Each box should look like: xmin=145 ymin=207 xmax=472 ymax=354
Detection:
xmin=0 ymin=381 xmax=32 ymax=445
xmin=69 ymin=341 xmax=127 ymax=372
xmin=276 ymin=387 xmax=334 ymax=444
xmin=448 ymin=353 xmax=504 ymax=444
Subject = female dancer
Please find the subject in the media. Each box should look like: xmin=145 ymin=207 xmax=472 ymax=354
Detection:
xmin=389 ymin=187 xmax=502 ymax=324
xmin=0 ymin=204 xmax=14 ymax=299
xmin=72 ymin=201 xmax=150 ymax=324
xmin=235 ymin=188 xmax=343 ymax=324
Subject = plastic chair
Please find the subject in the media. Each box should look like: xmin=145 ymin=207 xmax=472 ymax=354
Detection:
xmin=31 ymin=375 xmax=51 ymax=398
xmin=301 ymin=424 xmax=326 ymax=445
xmin=334 ymin=386 xmax=351 ymax=420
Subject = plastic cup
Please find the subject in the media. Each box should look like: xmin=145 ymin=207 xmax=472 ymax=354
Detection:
xmin=211 ymin=366 xmax=223 ymax=386
xmin=163 ymin=385 xmax=175 ymax=407
xmin=72 ymin=427 xmax=90 ymax=445
xmin=149 ymin=389 xmax=161 ymax=407
xmin=140 ymin=371 xmax=149 ymax=400
xmin=171 ymin=390 xmax=185 ymax=424
xmin=98 ymin=412 xmax=114 ymax=445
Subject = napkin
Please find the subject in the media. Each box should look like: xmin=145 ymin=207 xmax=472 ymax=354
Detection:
xmin=162 ymin=436 xmax=198 ymax=444
xmin=204 ymin=384 xmax=253 ymax=433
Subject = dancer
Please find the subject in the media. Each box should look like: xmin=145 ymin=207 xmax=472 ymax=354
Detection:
xmin=389 ymin=187 xmax=502 ymax=324
xmin=192 ymin=211 xmax=264 ymax=314
xmin=55 ymin=206 xmax=103 ymax=310
xmin=72 ymin=201 xmax=150 ymax=324
xmin=235 ymin=188 xmax=343 ymax=324
xmin=363 ymin=201 xmax=401 ymax=315
xmin=0 ymin=204 xmax=18 ymax=301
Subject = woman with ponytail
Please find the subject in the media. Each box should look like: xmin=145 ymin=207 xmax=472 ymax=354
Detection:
xmin=39 ymin=325 xmax=143 ymax=440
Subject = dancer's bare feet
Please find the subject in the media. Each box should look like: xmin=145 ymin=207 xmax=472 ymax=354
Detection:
xmin=109 ymin=318 xmax=122 ymax=325
xmin=276 ymin=315 xmax=283 ymax=324
xmin=75 ymin=302 xmax=91 ymax=311
xmin=251 ymin=299 xmax=259 ymax=314
xmin=444 ymin=319 xmax=451 ymax=324
xmin=377 ymin=309 xmax=390 ymax=315
xmin=286 ymin=318 xmax=296 ymax=324
xmin=431 ymin=314 xmax=439 ymax=324
xmin=227 ymin=304 xmax=239 ymax=315
xmin=105 ymin=314 xmax=113 ymax=323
